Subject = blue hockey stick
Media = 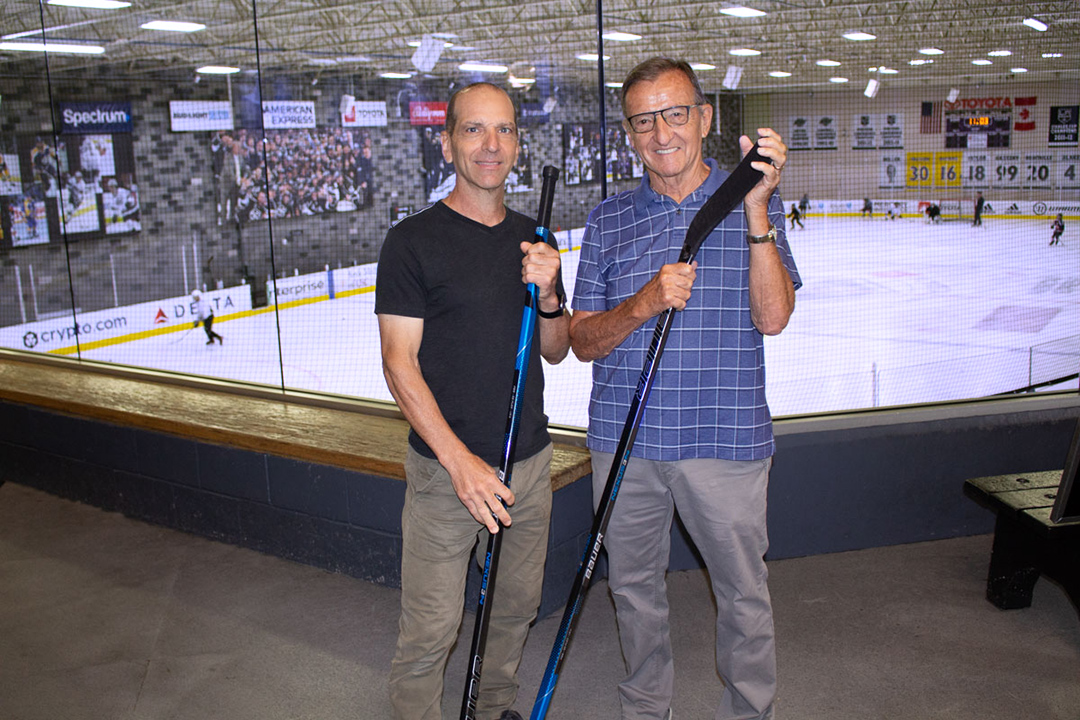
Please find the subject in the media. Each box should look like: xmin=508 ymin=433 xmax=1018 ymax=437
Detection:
xmin=461 ymin=165 xmax=561 ymax=719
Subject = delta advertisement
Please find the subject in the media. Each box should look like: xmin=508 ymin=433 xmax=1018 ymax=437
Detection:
xmin=0 ymin=286 xmax=252 ymax=354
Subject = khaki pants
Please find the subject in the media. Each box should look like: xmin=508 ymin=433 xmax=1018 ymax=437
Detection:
xmin=591 ymin=451 xmax=776 ymax=720
xmin=389 ymin=444 xmax=553 ymax=720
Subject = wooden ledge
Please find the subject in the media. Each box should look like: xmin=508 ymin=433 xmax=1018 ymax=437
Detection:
xmin=0 ymin=354 xmax=591 ymax=490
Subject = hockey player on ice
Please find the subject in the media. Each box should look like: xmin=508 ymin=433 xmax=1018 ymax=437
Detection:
xmin=191 ymin=290 xmax=224 ymax=345
xmin=1050 ymin=214 xmax=1064 ymax=246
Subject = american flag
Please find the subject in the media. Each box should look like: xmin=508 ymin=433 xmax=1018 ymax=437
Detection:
xmin=920 ymin=102 xmax=941 ymax=133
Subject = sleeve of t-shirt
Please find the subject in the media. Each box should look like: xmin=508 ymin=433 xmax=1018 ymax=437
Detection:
xmin=770 ymin=193 xmax=803 ymax=291
xmin=374 ymin=223 xmax=426 ymax=318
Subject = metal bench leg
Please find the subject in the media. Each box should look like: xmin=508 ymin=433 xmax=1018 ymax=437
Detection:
xmin=986 ymin=513 xmax=1041 ymax=610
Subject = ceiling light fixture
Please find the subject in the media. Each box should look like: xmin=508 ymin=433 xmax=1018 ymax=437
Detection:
xmin=972 ymin=59 xmax=993 ymax=65
xmin=141 ymin=21 xmax=206 ymax=32
xmin=690 ymin=62 xmax=716 ymax=70
xmin=196 ymin=65 xmax=240 ymax=74
xmin=919 ymin=48 xmax=944 ymax=55
xmin=947 ymin=88 xmax=960 ymax=102
xmin=843 ymin=32 xmax=876 ymax=41
xmin=830 ymin=77 xmax=849 ymax=83
xmin=879 ymin=67 xmax=899 ymax=74
xmin=988 ymin=50 xmax=1012 ymax=57
xmin=864 ymin=79 xmax=879 ymax=97
xmin=1023 ymin=18 xmax=1048 ymax=32
xmin=47 ymin=0 xmax=130 ymax=7
xmin=816 ymin=59 xmax=841 ymax=67
xmin=768 ymin=71 xmax=791 ymax=78
xmin=722 ymin=65 xmax=744 ymax=90
xmin=379 ymin=72 xmax=413 ymax=79
xmin=0 ymin=40 xmax=105 ymax=54
xmin=576 ymin=53 xmax=610 ymax=62
xmin=1042 ymin=52 xmax=1063 ymax=58
xmin=407 ymin=40 xmax=452 ymax=48
xmin=730 ymin=48 xmax=761 ymax=56
xmin=603 ymin=31 xmax=642 ymax=42
xmin=459 ymin=62 xmax=508 ymax=73
xmin=1011 ymin=67 xmax=1028 ymax=73
xmin=720 ymin=6 xmax=767 ymax=17
xmin=909 ymin=59 xmax=933 ymax=65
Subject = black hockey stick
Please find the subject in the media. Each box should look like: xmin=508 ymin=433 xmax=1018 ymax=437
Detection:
xmin=530 ymin=146 xmax=766 ymax=720
xmin=461 ymin=165 xmax=561 ymax=720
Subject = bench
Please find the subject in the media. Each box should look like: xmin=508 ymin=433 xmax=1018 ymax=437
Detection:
xmin=963 ymin=470 xmax=1080 ymax=611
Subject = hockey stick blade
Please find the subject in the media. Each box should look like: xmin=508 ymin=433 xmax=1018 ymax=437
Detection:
xmin=530 ymin=147 xmax=766 ymax=720
xmin=680 ymin=143 xmax=765 ymax=263
xmin=460 ymin=165 xmax=560 ymax=720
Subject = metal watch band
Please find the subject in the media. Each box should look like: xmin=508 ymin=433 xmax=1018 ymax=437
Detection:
xmin=747 ymin=225 xmax=777 ymax=244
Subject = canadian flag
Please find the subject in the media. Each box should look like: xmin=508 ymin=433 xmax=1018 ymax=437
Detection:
xmin=1014 ymin=96 xmax=1037 ymax=131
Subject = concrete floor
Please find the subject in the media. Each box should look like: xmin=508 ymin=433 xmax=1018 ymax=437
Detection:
xmin=1 ymin=480 xmax=1077 ymax=720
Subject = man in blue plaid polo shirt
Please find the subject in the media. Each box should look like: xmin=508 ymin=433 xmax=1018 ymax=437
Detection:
xmin=569 ymin=57 xmax=801 ymax=720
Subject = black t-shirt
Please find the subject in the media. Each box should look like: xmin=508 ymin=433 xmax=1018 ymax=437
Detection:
xmin=375 ymin=201 xmax=562 ymax=466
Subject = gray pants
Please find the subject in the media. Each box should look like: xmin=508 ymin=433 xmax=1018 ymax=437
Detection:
xmin=591 ymin=451 xmax=776 ymax=720
xmin=390 ymin=444 xmax=553 ymax=720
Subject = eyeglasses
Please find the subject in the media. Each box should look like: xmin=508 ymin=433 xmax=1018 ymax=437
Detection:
xmin=625 ymin=104 xmax=700 ymax=134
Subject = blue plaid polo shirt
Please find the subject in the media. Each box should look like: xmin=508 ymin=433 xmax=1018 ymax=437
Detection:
xmin=573 ymin=159 xmax=801 ymax=462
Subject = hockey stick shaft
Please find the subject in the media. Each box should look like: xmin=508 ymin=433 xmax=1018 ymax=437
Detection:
xmin=530 ymin=146 xmax=765 ymax=720
xmin=461 ymin=165 xmax=561 ymax=720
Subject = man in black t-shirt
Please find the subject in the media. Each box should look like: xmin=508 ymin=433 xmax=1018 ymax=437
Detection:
xmin=376 ymin=82 xmax=570 ymax=720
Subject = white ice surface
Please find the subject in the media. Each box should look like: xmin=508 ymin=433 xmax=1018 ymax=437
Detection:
xmin=80 ymin=217 xmax=1079 ymax=428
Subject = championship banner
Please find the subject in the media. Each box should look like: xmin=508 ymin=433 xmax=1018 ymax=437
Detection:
xmin=854 ymin=114 xmax=903 ymax=150
xmin=788 ymin=117 xmax=811 ymax=151
xmin=341 ymin=100 xmax=388 ymax=127
xmin=262 ymin=101 xmax=316 ymax=129
xmin=170 ymin=101 xmax=234 ymax=132
xmin=853 ymin=114 xmax=876 ymax=149
xmin=880 ymin=113 xmax=903 ymax=149
xmin=813 ymin=116 xmax=837 ymax=150
xmin=409 ymin=101 xmax=447 ymax=126
xmin=59 ymin=101 xmax=133 ymax=134
xmin=1049 ymin=106 xmax=1079 ymax=147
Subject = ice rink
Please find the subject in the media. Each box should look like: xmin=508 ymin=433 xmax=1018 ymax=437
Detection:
xmin=80 ymin=215 xmax=1079 ymax=428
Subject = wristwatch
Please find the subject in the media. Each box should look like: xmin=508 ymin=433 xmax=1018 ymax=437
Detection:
xmin=747 ymin=225 xmax=777 ymax=245
xmin=537 ymin=295 xmax=565 ymax=319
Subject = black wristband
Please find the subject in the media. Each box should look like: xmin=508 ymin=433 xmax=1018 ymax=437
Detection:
xmin=537 ymin=297 xmax=565 ymax=319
